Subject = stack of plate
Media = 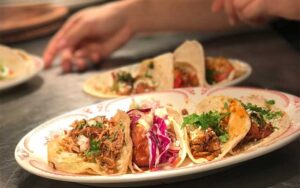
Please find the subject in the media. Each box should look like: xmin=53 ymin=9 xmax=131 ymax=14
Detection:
xmin=0 ymin=3 xmax=68 ymax=43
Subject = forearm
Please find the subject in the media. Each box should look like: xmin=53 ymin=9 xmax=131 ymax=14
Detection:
xmin=266 ymin=0 xmax=300 ymax=20
xmin=121 ymin=0 xmax=246 ymax=34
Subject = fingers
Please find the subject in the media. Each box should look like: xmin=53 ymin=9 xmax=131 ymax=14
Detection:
xmin=211 ymin=0 xmax=225 ymax=12
xmin=224 ymin=0 xmax=238 ymax=25
xmin=239 ymin=0 xmax=265 ymax=22
xmin=60 ymin=49 xmax=73 ymax=73
xmin=43 ymin=14 xmax=81 ymax=68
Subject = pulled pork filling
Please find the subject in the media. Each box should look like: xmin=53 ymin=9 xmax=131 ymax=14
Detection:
xmin=205 ymin=57 xmax=234 ymax=84
xmin=184 ymin=109 xmax=231 ymax=161
xmin=239 ymin=113 xmax=274 ymax=145
xmin=60 ymin=116 xmax=124 ymax=174
xmin=174 ymin=67 xmax=199 ymax=88
xmin=190 ymin=128 xmax=221 ymax=161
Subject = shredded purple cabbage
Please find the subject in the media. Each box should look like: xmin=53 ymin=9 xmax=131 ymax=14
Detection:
xmin=128 ymin=108 xmax=180 ymax=169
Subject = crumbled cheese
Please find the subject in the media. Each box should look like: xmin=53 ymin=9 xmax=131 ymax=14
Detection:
xmin=77 ymin=135 xmax=89 ymax=152
xmin=87 ymin=120 xmax=96 ymax=126
xmin=138 ymin=118 xmax=151 ymax=131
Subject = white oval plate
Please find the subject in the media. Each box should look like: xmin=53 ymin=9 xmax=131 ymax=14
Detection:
xmin=15 ymin=87 xmax=299 ymax=186
xmin=0 ymin=55 xmax=44 ymax=91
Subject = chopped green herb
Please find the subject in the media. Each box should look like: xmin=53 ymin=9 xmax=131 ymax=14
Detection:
xmin=224 ymin=102 xmax=229 ymax=110
xmin=242 ymin=102 xmax=283 ymax=121
xmin=206 ymin=69 xmax=215 ymax=84
xmin=182 ymin=111 xmax=230 ymax=141
xmin=85 ymin=139 xmax=100 ymax=157
xmin=95 ymin=121 xmax=103 ymax=128
xmin=148 ymin=62 xmax=154 ymax=69
xmin=265 ymin=99 xmax=275 ymax=105
xmin=77 ymin=120 xmax=87 ymax=129
xmin=219 ymin=133 xmax=229 ymax=143
xmin=144 ymin=70 xmax=152 ymax=78
xmin=117 ymin=71 xmax=134 ymax=83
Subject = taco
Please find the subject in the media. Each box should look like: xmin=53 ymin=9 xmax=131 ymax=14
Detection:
xmin=83 ymin=53 xmax=174 ymax=98
xmin=205 ymin=57 xmax=247 ymax=85
xmin=232 ymin=95 xmax=290 ymax=153
xmin=127 ymin=106 xmax=186 ymax=172
xmin=173 ymin=40 xmax=207 ymax=88
xmin=0 ymin=45 xmax=32 ymax=80
xmin=182 ymin=96 xmax=251 ymax=163
xmin=47 ymin=110 xmax=133 ymax=175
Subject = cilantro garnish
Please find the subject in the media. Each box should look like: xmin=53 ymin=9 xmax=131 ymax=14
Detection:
xmin=242 ymin=102 xmax=283 ymax=120
xmin=95 ymin=122 xmax=103 ymax=128
xmin=117 ymin=71 xmax=134 ymax=83
xmin=265 ymin=99 xmax=275 ymax=105
xmin=85 ymin=139 xmax=100 ymax=157
xmin=182 ymin=111 xmax=230 ymax=143
xmin=148 ymin=62 xmax=154 ymax=69
xmin=206 ymin=69 xmax=215 ymax=84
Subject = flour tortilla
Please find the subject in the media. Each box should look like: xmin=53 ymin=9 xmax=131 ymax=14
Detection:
xmin=184 ymin=96 xmax=251 ymax=164
xmin=83 ymin=53 xmax=174 ymax=98
xmin=231 ymin=95 xmax=291 ymax=154
xmin=173 ymin=41 xmax=207 ymax=86
xmin=137 ymin=53 xmax=174 ymax=90
xmin=0 ymin=45 xmax=33 ymax=80
xmin=48 ymin=110 xmax=133 ymax=175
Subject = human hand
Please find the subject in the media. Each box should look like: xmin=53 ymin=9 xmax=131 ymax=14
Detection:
xmin=211 ymin=0 xmax=270 ymax=25
xmin=212 ymin=0 xmax=300 ymax=26
xmin=43 ymin=2 xmax=134 ymax=72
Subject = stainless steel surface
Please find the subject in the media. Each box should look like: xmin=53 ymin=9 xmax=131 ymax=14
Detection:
xmin=0 ymin=29 xmax=299 ymax=188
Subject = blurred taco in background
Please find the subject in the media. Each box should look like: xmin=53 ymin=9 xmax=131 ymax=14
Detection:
xmin=0 ymin=45 xmax=33 ymax=80
xmin=83 ymin=53 xmax=173 ymax=98
xmin=173 ymin=41 xmax=207 ymax=88
xmin=127 ymin=106 xmax=186 ymax=172
xmin=205 ymin=57 xmax=247 ymax=85
xmin=48 ymin=110 xmax=132 ymax=175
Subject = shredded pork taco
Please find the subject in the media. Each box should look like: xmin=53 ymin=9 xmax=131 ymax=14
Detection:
xmin=127 ymin=106 xmax=186 ymax=172
xmin=47 ymin=110 xmax=132 ymax=175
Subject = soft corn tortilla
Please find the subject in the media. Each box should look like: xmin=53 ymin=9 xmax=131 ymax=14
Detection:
xmin=0 ymin=45 xmax=33 ymax=80
xmin=231 ymin=95 xmax=291 ymax=154
xmin=173 ymin=40 xmax=207 ymax=86
xmin=184 ymin=96 xmax=251 ymax=164
xmin=48 ymin=110 xmax=133 ymax=175
xmin=83 ymin=53 xmax=174 ymax=98
xmin=137 ymin=53 xmax=174 ymax=91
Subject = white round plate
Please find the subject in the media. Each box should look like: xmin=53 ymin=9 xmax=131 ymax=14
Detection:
xmin=15 ymin=87 xmax=299 ymax=186
xmin=0 ymin=55 xmax=44 ymax=91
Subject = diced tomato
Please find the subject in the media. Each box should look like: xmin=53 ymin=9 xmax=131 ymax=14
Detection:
xmin=174 ymin=69 xmax=183 ymax=88
xmin=213 ymin=65 xmax=234 ymax=82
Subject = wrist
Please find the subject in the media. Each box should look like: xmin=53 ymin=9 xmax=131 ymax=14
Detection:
xmin=118 ymin=0 xmax=145 ymax=35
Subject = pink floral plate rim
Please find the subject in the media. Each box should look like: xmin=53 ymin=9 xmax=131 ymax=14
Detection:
xmin=15 ymin=87 xmax=300 ymax=185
